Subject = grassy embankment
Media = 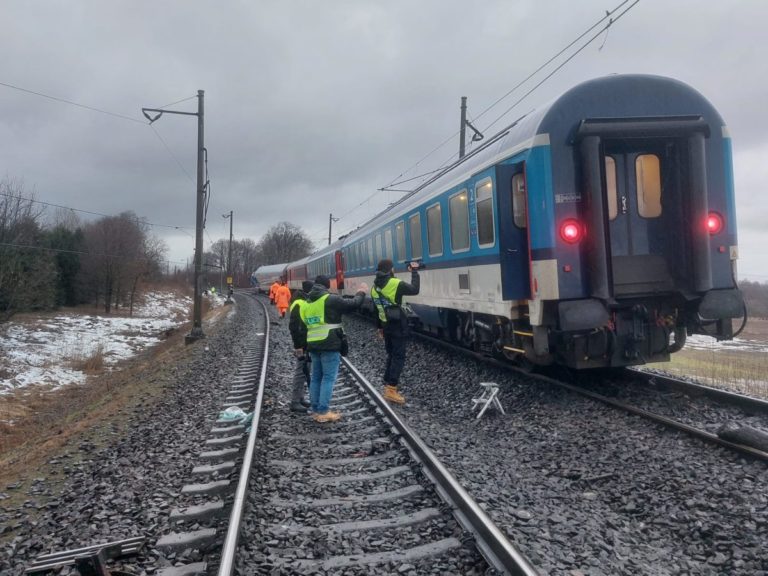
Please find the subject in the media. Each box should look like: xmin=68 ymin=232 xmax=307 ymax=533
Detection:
xmin=648 ymin=317 xmax=768 ymax=399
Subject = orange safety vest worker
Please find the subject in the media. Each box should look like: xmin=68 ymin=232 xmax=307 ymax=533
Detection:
xmin=275 ymin=284 xmax=292 ymax=317
xmin=269 ymin=281 xmax=280 ymax=304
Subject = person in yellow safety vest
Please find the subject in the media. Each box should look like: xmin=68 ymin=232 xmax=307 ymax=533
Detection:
xmin=301 ymin=275 xmax=368 ymax=423
xmin=269 ymin=280 xmax=280 ymax=305
xmin=371 ymin=258 xmax=420 ymax=404
xmin=288 ymin=280 xmax=314 ymax=412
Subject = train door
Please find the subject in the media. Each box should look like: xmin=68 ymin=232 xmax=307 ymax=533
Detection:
xmin=497 ymin=163 xmax=531 ymax=300
xmin=334 ymin=250 xmax=345 ymax=291
xmin=602 ymin=142 xmax=680 ymax=295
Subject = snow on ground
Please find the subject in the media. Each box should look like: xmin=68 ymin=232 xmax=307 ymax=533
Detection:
xmin=684 ymin=333 xmax=768 ymax=354
xmin=0 ymin=291 xmax=205 ymax=395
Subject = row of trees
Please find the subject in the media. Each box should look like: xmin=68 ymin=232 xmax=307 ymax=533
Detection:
xmin=0 ymin=178 xmax=167 ymax=321
xmin=738 ymin=280 xmax=768 ymax=320
xmin=0 ymin=176 xmax=315 ymax=321
xmin=201 ymin=222 xmax=314 ymax=289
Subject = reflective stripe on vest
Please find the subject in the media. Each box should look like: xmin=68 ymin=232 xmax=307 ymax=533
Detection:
xmin=371 ymin=277 xmax=402 ymax=323
xmin=300 ymin=294 xmax=342 ymax=342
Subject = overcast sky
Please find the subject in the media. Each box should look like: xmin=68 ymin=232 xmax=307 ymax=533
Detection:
xmin=2 ymin=1 xmax=767 ymax=280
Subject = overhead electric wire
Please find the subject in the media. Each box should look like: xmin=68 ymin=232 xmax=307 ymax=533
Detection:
xmin=150 ymin=125 xmax=195 ymax=183
xmin=380 ymin=0 xmax=635 ymax=192
xmin=0 ymin=241 xmax=187 ymax=266
xmin=0 ymin=191 xmax=194 ymax=236
xmin=158 ymin=94 xmax=198 ymax=109
xmin=472 ymin=0 xmax=631 ymax=125
xmin=0 ymin=80 xmax=205 ymax=191
xmin=0 ymin=80 xmax=146 ymax=124
xmin=482 ymin=0 xmax=639 ymax=133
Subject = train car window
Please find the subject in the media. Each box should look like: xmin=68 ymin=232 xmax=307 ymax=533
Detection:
xmin=375 ymin=233 xmax=382 ymax=262
xmin=449 ymin=189 xmax=470 ymax=252
xmin=409 ymin=213 xmax=423 ymax=260
xmin=427 ymin=202 xmax=443 ymax=257
xmin=385 ymin=228 xmax=393 ymax=260
xmin=367 ymin=238 xmax=373 ymax=267
xmin=395 ymin=221 xmax=406 ymax=262
xmin=511 ymin=174 xmax=528 ymax=228
xmin=604 ymin=156 xmax=618 ymax=220
xmin=636 ymin=154 xmax=662 ymax=218
xmin=475 ymin=178 xmax=495 ymax=247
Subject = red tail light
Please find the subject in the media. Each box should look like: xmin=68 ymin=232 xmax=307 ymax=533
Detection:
xmin=560 ymin=219 xmax=583 ymax=244
xmin=707 ymin=212 xmax=724 ymax=235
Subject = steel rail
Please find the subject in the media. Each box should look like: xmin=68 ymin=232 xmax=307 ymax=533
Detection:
xmin=628 ymin=367 xmax=768 ymax=414
xmin=535 ymin=373 xmax=768 ymax=462
xmin=341 ymin=357 xmax=540 ymax=576
xmin=217 ymin=296 xmax=270 ymax=576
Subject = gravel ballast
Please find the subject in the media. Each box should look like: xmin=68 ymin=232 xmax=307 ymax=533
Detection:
xmin=234 ymin=304 xmax=489 ymax=575
xmin=343 ymin=314 xmax=768 ymax=576
xmin=0 ymin=296 xmax=261 ymax=575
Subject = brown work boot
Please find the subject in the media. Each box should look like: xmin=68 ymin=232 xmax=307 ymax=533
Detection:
xmin=313 ymin=411 xmax=341 ymax=423
xmin=383 ymin=385 xmax=405 ymax=405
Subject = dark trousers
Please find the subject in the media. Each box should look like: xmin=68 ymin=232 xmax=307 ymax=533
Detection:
xmin=383 ymin=332 xmax=407 ymax=386
xmin=291 ymin=354 xmax=310 ymax=404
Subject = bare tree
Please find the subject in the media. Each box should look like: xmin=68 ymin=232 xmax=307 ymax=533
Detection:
xmin=257 ymin=222 xmax=313 ymax=265
xmin=0 ymin=178 xmax=52 ymax=320
xmin=79 ymin=212 xmax=148 ymax=313
xmin=236 ymin=237 xmax=259 ymax=286
xmin=128 ymin=234 xmax=167 ymax=316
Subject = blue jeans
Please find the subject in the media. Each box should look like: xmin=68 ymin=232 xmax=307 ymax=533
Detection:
xmin=308 ymin=350 xmax=341 ymax=414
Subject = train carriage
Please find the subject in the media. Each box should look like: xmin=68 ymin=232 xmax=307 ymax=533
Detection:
xmin=250 ymin=263 xmax=287 ymax=293
xmin=336 ymin=74 xmax=744 ymax=369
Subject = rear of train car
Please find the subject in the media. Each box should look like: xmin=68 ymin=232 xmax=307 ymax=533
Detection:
xmin=336 ymin=74 xmax=744 ymax=369
xmin=516 ymin=74 xmax=744 ymax=368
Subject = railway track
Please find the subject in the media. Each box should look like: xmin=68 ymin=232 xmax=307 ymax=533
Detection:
xmin=146 ymin=293 xmax=270 ymax=576
xmin=151 ymin=296 xmax=537 ymax=576
xmin=337 ymin=316 xmax=768 ymax=574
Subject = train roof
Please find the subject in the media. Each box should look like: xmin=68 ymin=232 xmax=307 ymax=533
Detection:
xmin=303 ymin=238 xmax=345 ymax=262
xmin=342 ymin=74 xmax=723 ymax=244
xmin=253 ymin=263 xmax=288 ymax=275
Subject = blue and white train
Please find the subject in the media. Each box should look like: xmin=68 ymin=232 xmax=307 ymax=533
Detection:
xmin=286 ymin=75 xmax=745 ymax=369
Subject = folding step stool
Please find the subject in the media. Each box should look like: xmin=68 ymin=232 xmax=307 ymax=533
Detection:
xmin=471 ymin=382 xmax=505 ymax=419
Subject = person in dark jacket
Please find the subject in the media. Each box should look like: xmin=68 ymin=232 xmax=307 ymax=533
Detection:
xmin=287 ymin=280 xmax=314 ymax=412
xmin=371 ymin=258 xmax=420 ymax=404
xmin=301 ymin=275 xmax=368 ymax=423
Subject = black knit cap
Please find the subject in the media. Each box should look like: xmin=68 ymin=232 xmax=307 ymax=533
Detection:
xmin=314 ymin=275 xmax=331 ymax=289
xmin=301 ymin=280 xmax=314 ymax=293
xmin=376 ymin=259 xmax=394 ymax=273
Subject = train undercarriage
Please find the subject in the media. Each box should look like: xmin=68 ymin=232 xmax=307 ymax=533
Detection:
xmin=409 ymin=289 xmax=745 ymax=369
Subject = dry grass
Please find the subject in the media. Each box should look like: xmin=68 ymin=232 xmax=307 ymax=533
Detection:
xmin=648 ymin=317 xmax=768 ymax=399
xmin=0 ymin=298 xmax=224 ymax=486
xmin=650 ymin=349 xmax=768 ymax=399
xmin=68 ymin=344 xmax=106 ymax=373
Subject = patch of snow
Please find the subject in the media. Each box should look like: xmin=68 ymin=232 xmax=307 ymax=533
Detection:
xmin=685 ymin=333 xmax=768 ymax=354
xmin=0 ymin=291 xmax=193 ymax=396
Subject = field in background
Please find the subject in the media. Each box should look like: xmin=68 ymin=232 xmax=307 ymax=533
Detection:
xmin=648 ymin=317 xmax=768 ymax=399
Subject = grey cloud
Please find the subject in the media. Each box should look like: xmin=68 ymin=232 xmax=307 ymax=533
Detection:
xmin=1 ymin=0 xmax=766 ymax=277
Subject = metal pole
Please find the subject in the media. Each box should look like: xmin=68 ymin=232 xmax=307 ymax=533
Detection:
xmin=328 ymin=213 xmax=332 ymax=246
xmin=187 ymin=89 xmax=206 ymax=342
xmin=460 ymin=96 xmax=467 ymax=159
xmin=227 ymin=210 xmax=233 ymax=280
